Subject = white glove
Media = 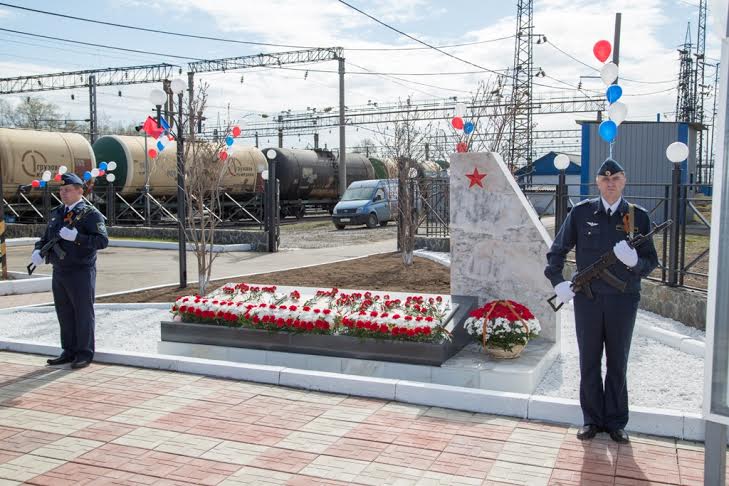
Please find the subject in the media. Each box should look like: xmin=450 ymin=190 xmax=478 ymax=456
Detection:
xmin=31 ymin=249 xmax=44 ymax=266
xmin=59 ymin=227 xmax=78 ymax=242
xmin=613 ymin=240 xmax=638 ymax=267
xmin=554 ymin=281 xmax=575 ymax=305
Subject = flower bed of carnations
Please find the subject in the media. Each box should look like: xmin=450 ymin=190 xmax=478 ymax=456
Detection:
xmin=170 ymin=283 xmax=452 ymax=344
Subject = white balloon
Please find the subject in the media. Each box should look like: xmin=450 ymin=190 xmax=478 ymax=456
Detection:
xmin=106 ymin=173 xmax=116 ymax=182
xmin=608 ymin=101 xmax=628 ymax=125
xmin=42 ymin=170 xmax=52 ymax=181
xmin=149 ymin=88 xmax=166 ymax=106
xmin=600 ymin=62 xmax=619 ymax=86
xmin=91 ymin=168 xmax=100 ymax=177
xmin=666 ymin=141 xmax=689 ymax=163
xmin=170 ymin=78 xmax=187 ymax=94
xmin=58 ymin=165 xmax=68 ymax=174
xmin=554 ymin=154 xmax=570 ymax=171
xmin=455 ymin=102 xmax=467 ymax=116
xmin=107 ymin=161 xmax=117 ymax=171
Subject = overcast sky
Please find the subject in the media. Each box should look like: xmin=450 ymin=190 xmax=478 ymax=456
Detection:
xmin=0 ymin=0 xmax=726 ymax=153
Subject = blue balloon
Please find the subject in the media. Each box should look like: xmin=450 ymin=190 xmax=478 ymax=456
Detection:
xmin=225 ymin=135 xmax=234 ymax=146
xmin=463 ymin=121 xmax=475 ymax=135
xmin=83 ymin=171 xmax=92 ymax=181
xmin=599 ymin=120 xmax=618 ymax=143
xmin=606 ymin=84 xmax=623 ymax=103
xmin=99 ymin=161 xmax=108 ymax=171
xmin=39 ymin=180 xmax=46 ymax=188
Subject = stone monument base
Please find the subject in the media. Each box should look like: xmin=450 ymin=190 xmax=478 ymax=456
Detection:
xmin=157 ymin=337 xmax=558 ymax=395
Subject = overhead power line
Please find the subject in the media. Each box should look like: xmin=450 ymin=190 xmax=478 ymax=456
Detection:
xmin=544 ymin=39 xmax=678 ymax=85
xmin=0 ymin=1 xmax=514 ymax=53
xmin=0 ymin=27 xmax=201 ymax=61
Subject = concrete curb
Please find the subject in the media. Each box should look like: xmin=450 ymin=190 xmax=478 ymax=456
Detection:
xmin=0 ymin=338 xmax=705 ymax=442
xmin=0 ymin=271 xmax=52 ymax=296
xmin=4 ymin=238 xmax=38 ymax=247
xmin=6 ymin=237 xmax=253 ymax=252
xmin=635 ymin=323 xmax=705 ymax=357
xmin=108 ymin=240 xmax=252 ymax=252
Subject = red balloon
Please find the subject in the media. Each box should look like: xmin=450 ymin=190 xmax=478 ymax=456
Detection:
xmin=148 ymin=148 xmax=158 ymax=159
xmin=451 ymin=116 xmax=464 ymax=130
xmin=593 ymin=40 xmax=612 ymax=63
xmin=219 ymin=151 xmax=228 ymax=161
xmin=98 ymin=170 xmax=105 ymax=176
xmin=456 ymin=142 xmax=468 ymax=153
xmin=232 ymin=126 xmax=241 ymax=137
xmin=31 ymin=179 xmax=40 ymax=187
xmin=54 ymin=173 xmax=62 ymax=181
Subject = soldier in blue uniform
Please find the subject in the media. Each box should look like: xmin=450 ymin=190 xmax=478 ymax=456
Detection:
xmin=544 ymin=158 xmax=658 ymax=443
xmin=30 ymin=173 xmax=109 ymax=369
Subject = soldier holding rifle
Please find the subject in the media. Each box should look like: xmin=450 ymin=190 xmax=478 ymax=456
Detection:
xmin=544 ymin=158 xmax=659 ymax=444
xmin=30 ymin=173 xmax=108 ymax=370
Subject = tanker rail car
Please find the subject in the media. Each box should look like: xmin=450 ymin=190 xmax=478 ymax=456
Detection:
xmin=1 ymin=128 xmax=447 ymax=225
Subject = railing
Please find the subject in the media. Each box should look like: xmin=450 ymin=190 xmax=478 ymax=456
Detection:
xmin=411 ymin=177 xmax=449 ymax=238
xmin=548 ymin=180 xmax=710 ymax=292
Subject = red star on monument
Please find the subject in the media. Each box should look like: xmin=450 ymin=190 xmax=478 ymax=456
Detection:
xmin=466 ymin=168 xmax=487 ymax=188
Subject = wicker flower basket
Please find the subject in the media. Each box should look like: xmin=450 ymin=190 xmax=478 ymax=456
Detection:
xmin=484 ymin=342 xmax=526 ymax=359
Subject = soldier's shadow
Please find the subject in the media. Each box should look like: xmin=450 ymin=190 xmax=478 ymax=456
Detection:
xmin=0 ymin=366 xmax=70 ymax=407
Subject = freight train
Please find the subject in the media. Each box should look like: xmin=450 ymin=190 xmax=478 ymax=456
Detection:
xmin=0 ymin=128 xmax=446 ymax=223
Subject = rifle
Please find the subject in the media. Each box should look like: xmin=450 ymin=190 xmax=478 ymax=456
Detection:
xmin=548 ymin=219 xmax=672 ymax=312
xmin=27 ymin=206 xmax=93 ymax=275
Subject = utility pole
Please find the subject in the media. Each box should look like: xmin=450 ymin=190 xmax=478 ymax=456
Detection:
xmin=613 ymin=13 xmax=622 ymax=77
xmin=88 ymin=74 xmax=97 ymax=143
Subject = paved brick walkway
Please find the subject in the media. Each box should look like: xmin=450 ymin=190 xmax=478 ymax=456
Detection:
xmin=0 ymin=351 xmax=720 ymax=485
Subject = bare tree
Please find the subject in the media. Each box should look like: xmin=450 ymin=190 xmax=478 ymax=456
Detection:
xmin=182 ymin=83 xmax=232 ymax=295
xmin=10 ymin=97 xmax=64 ymax=131
xmin=0 ymin=99 xmax=12 ymax=127
xmin=438 ymin=77 xmax=522 ymax=168
xmin=377 ymin=97 xmax=432 ymax=266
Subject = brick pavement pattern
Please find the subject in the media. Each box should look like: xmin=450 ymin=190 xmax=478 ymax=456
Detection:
xmin=0 ymin=351 xmax=722 ymax=485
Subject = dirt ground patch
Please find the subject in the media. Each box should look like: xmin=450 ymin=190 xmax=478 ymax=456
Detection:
xmin=97 ymin=252 xmax=450 ymax=303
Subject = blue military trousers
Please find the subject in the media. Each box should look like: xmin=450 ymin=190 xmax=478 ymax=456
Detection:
xmin=573 ymin=291 xmax=640 ymax=431
xmin=52 ymin=266 xmax=96 ymax=361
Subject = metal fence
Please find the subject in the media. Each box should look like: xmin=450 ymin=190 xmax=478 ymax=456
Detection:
xmin=410 ymin=174 xmax=710 ymax=292
xmin=550 ymin=181 xmax=711 ymax=292
xmin=410 ymin=177 xmax=449 ymax=238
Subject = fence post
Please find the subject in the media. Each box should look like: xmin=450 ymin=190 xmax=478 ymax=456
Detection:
xmin=679 ymin=184 xmax=688 ymax=286
xmin=42 ymin=185 xmax=51 ymax=222
xmin=668 ymin=163 xmax=682 ymax=286
xmin=106 ymin=182 xmax=115 ymax=226
xmin=556 ymin=170 xmax=567 ymax=233
xmin=662 ymin=185 xmax=669 ymax=283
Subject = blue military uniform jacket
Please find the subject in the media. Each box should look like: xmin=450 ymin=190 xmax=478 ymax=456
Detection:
xmin=545 ymin=197 xmax=659 ymax=294
xmin=34 ymin=201 xmax=109 ymax=269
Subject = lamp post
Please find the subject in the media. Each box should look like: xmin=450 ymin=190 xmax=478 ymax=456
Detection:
xmin=553 ymin=153 xmax=570 ymax=232
xmin=666 ymin=141 xmax=689 ymax=287
xmin=168 ymin=78 xmax=187 ymax=289
xmin=264 ymin=149 xmax=278 ymax=253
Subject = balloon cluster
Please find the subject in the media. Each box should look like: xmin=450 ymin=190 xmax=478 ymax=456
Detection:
xmin=141 ymin=115 xmax=175 ymax=160
xmin=450 ymin=102 xmax=475 ymax=153
xmin=30 ymin=161 xmax=118 ymax=188
xmin=83 ymin=161 xmax=118 ymax=183
xmin=218 ymin=125 xmax=242 ymax=161
xmin=593 ymin=40 xmax=628 ymax=150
